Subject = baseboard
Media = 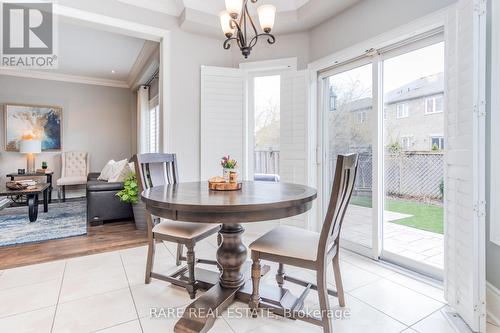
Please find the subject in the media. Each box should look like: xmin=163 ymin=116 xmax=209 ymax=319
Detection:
xmin=487 ymin=281 xmax=500 ymax=326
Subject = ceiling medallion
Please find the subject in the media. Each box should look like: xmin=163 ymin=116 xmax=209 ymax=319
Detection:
xmin=219 ymin=0 xmax=276 ymax=58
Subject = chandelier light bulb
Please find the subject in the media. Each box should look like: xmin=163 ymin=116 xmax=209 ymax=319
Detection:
xmin=225 ymin=0 xmax=242 ymax=18
xmin=219 ymin=11 xmax=234 ymax=38
xmin=257 ymin=4 xmax=276 ymax=33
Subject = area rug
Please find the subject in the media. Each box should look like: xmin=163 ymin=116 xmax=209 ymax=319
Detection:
xmin=0 ymin=200 xmax=86 ymax=247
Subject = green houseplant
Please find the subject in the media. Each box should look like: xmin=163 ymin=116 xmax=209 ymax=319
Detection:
xmin=116 ymin=173 xmax=139 ymax=204
xmin=116 ymin=173 xmax=147 ymax=231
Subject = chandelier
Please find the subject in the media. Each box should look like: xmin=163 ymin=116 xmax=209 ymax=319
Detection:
xmin=219 ymin=0 xmax=276 ymax=58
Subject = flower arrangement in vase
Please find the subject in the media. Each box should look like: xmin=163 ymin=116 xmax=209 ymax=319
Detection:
xmin=221 ymin=155 xmax=238 ymax=182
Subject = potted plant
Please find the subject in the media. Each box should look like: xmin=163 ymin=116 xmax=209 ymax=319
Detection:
xmin=116 ymin=173 xmax=148 ymax=231
xmin=221 ymin=155 xmax=238 ymax=182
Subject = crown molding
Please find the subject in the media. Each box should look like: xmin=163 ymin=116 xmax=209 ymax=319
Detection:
xmin=0 ymin=68 xmax=130 ymax=88
xmin=127 ymin=41 xmax=160 ymax=88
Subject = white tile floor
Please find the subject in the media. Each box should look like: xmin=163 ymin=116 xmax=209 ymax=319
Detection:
xmin=0 ymin=233 xmax=497 ymax=333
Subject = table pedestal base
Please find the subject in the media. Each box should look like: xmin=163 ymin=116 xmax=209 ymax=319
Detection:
xmin=173 ymin=263 xmax=301 ymax=333
xmin=174 ymin=223 xmax=303 ymax=333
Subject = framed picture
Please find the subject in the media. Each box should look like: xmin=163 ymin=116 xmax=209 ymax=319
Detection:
xmin=4 ymin=103 xmax=62 ymax=152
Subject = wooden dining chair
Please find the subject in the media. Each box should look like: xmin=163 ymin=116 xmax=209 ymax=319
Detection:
xmin=248 ymin=153 xmax=359 ymax=333
xmin=132 ymin=153 xmax=221 ymax=299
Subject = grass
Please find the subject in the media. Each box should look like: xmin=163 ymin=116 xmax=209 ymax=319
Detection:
xmin=349 ymin=195 xmax=444 ymax=234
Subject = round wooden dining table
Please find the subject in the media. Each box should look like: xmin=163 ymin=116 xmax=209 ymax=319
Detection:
xmin=141 ymin=181 xmax=317 ymax=333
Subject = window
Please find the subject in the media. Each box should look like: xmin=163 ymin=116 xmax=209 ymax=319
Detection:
xmin=384 ymin=107 xmax=388 ymax=120
xmin=401 ymin=136 xmax=412 ymax=150
xmin=396 ymin=103 xmax=409 ymax=118
xmin=148 ymin=97 xmax=160 ymax=153
xmin=357 ymin=111 xmax=367 ymax=124
xmin=253 ymin=75 xmax=280 ymax=179
xmin=329 ymin=87 xmax=337 ymax=111
xmin=431 ymin=136 xmax=444 ymax=150
xmin=425 ymin=95 xmax=444 ymax=114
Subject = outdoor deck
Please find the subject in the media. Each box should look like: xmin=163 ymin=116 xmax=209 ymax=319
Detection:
xmin=342 ymin=205 xmax=444 ymax=269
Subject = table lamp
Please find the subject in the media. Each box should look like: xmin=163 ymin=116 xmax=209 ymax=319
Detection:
xmin=20 ymin=139 xmax=41 ymax=173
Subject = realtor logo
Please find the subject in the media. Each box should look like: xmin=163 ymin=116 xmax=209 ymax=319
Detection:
xmin=1 ymin=2 xmax=57 ymax=68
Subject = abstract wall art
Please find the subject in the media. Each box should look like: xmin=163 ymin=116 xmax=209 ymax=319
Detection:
xmin=4 ymin=104 xmax=62 ymax=152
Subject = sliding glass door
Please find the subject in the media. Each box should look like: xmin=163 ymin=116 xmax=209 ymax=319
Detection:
xmin=321 ymin=61 xmax=377 ymax=256
xmin=381 ymin=42 xmax=445 ymax=276
xmin=319 ymin=35 xmax=445 ymax=276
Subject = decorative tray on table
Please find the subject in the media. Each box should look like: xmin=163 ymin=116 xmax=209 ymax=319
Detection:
xmin=208 ymin=177 xmax=242 ymax=191
xmin=6 ymin=181 xmax=29 ymax=190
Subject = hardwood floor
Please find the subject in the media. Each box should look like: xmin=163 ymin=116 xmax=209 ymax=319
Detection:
xmin=0 ymin=221 xmax=148 ymax=270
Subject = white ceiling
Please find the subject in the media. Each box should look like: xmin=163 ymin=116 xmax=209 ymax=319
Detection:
xmin=1 ymin=0 xmax=360 ymax=86
xmin=116 ymin=0 xmax=313 ymax=16
xmin=51 ymin=21 xmax=150 ymax=82
xmin=115 ymin=0 xmax=361 ymax=35
xmin=182 ymin=0 xmax=312 ymax=15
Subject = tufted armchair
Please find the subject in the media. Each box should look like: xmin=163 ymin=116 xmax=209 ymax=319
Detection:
xmin=56 ymin=152 xmax=90 ymax=202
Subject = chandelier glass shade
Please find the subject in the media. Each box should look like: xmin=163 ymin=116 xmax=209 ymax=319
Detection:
xmin=219 ymin=0 xmax=276 ymax=58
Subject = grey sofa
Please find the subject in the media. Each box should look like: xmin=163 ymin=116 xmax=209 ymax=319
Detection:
xmin=86 ymin=173 xmax=133 ymax=226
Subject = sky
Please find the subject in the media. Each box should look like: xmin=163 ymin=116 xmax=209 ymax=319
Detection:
xmin=329 ymin=42 xmax=445 ymax=99
xmin=254 ymin=75 xmax=280 ymax=131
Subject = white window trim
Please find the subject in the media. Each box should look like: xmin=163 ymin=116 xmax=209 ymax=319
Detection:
xmin=396 ymin=103 xmax=409 ymax=118
xmin=425 ymin=95 xmax=444 ymax=115
xmin=400 ymin=135 xmax=413 ymax=150
xmin=430 ymin=135 xmax=444 ymax=150
xmin=357 ymin=110 xmax=367 ymax=123
xmin=491 ymin=0 xmax=500 ymax=246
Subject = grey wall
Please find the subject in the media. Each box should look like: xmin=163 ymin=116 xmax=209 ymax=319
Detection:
xmin=308 ymin=0 xmax=457 ymax=62
xmin=486 ymin=0 xmax=500 ymax=290
xmin=0 ymin=75 xmax=134 ymax=195
xmin=232 ymin=32 xmax=310 ymax=70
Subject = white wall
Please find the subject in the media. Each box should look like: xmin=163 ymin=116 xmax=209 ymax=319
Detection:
xmin=308 ymin=0 xmax=457 ymax=62
xmin=0 ymin=75 xmax=134 ymax=196
xmin=232 ymin=32 xmax=310 ymax=70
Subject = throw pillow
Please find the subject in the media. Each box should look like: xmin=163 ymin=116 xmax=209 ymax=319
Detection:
xmin=108 ymin=159 xmax=132 ymax=182
xmin=97 ymin=160 xmax=116 ymax=181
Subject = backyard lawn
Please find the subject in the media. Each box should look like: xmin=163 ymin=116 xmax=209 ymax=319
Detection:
xmin=350 ymin=196 xmax=444 ymax=234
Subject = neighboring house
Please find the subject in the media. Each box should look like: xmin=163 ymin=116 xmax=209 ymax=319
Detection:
xmin=329 ymin=73 xmax=444 ymax=152
xmin=385 ymin=73 xmax=444 ymax=151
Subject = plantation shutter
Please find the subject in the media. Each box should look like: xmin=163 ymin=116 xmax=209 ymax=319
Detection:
xmin=200 ymin=66 xmax=245 ymax=181
xmin=444 ymin=0 xmax=486 ymax=331
xmin=280 ymin=70 xmax=311 ymax=229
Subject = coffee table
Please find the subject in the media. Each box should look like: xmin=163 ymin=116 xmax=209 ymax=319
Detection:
xmin=0 ymin=183 xmax=50 ymax=222
xmin=7 ymin=172 xmax=54 ymax=203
